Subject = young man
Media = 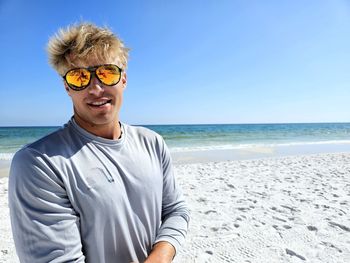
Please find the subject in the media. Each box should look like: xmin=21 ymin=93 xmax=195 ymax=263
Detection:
xmin=8 ymin=23 xmax=189 ymax=263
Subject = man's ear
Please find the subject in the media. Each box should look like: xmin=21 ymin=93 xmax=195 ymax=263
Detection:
xmin=122 ymin=72 xmax=127 ymax=89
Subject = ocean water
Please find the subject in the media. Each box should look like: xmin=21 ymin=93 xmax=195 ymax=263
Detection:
xmin=1 ymin=123 xmax=350 ymax=160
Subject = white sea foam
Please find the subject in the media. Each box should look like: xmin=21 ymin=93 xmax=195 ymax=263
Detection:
xmin=169 ymin=140 xmax=350 ymax=152
xmin=2 ymin=140 xmax=350 ymax=157
xmin=0 ymin=153 xmax=14 ymax=161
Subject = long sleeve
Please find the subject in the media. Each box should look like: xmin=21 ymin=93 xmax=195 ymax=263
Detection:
xmin=8 ymin=148 xmax=85 ymax=263
xmin=154 ymin=138 xmax=190 ymax=254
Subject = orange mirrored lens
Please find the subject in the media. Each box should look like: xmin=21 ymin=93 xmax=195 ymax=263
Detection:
xmin=96 ymin=65 xmax=121 ymax=85
xmin=66 ymin=69 xmax=91 ymax=88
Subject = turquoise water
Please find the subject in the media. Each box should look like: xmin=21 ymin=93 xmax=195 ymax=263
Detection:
xmin=1 ymin=123 xmax=350 ymax=160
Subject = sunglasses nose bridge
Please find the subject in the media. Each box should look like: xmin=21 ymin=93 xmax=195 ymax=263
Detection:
xmin=87 ymin=66 xmax=97 ymax=79
xmin=87 ymin=71 xmax=105 ymax=94
xmin=88 ymin=67 xmax=104 ymax=86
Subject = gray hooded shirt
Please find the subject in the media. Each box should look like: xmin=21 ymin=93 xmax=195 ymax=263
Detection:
xmin=8 ymin=119 xmax=189 ymax=262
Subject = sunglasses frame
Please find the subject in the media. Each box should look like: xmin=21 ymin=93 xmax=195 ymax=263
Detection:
xmin=62 ymin=64 xmax=123 ymax=91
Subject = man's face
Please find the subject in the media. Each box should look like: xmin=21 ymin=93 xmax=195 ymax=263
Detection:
xmin=64 ymin=58 xmax=127 ymax=132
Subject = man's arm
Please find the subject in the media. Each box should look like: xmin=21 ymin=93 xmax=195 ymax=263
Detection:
xmin=8 ymin=148 xmax=85 ymax=263
xmin=149 ymin=137 xmax=190 ymax=261
xmin=144 ymin=241 xmax=175 ymax=263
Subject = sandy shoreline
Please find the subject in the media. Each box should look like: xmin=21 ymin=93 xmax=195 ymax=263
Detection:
xmin=1 ymin=153 xmax=350 ymax=262
xmin=0 ymin=161 xmax=10 ymax=179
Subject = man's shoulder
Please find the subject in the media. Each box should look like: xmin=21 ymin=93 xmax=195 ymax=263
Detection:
xmin=14 ymin=124 xmax=72 ymax=160
xmin=124 ymin=124 xmax=167 ymax=152
xmin=9 ymin=126 xmax=71 ymax=188
xmin=125 ymin=124 xmax=163 ymax=141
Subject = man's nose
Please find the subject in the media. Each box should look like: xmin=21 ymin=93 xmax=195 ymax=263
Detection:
xmin=88 ymin=75 xmax=104 ymax=95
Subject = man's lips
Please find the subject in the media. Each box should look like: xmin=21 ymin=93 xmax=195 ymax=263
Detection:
xmin=87 ymin=99 xmax=112 ymax=107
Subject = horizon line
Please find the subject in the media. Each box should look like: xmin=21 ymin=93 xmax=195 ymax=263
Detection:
xmin=1 ymin=121 xmax=350 ymax=128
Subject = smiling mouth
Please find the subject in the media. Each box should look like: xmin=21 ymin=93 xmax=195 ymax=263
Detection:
xmin=87 ymin=99 xmax=112 ymax=107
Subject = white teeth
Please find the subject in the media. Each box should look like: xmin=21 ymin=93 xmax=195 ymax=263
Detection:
xmin=90 ymin=100 xmax=109 ymax=106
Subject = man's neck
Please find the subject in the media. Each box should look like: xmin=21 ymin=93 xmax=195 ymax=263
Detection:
xmin=73 ymin=115 xmax=122 ymax=140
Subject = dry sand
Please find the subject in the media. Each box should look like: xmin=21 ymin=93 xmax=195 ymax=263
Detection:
xmin=1 ymin=153 xmax=350 ymax=262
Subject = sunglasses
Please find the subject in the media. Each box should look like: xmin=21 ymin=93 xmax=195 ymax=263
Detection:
xmin=63 ymin=64 xmax=122 ymax=91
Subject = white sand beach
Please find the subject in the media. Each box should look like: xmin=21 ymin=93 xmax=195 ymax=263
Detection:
xmin=1 ymin=153 xmax=350 ymax=262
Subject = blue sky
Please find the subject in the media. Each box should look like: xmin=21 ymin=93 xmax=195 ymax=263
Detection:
xmin=0 ymin=0 xmax=349 ymax=125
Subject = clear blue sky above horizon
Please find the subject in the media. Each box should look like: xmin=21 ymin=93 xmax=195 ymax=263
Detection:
xmin=0 ymin=0 xmax=349 ymax=126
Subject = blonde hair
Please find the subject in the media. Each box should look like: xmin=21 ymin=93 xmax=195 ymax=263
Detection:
xmin=47 ymin=22 xmax=129 ymax=75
